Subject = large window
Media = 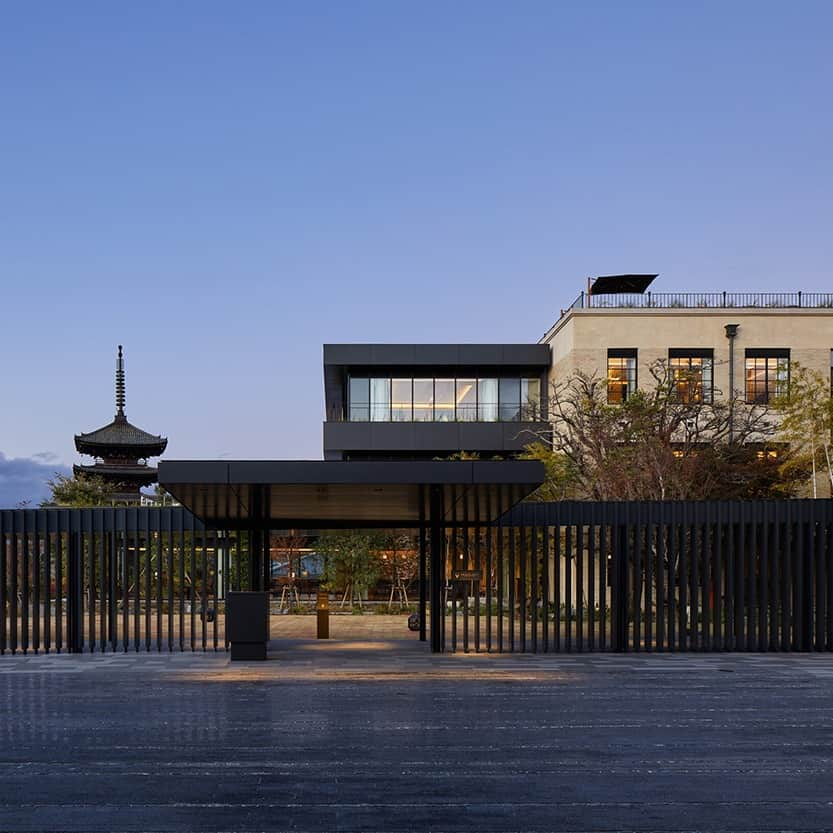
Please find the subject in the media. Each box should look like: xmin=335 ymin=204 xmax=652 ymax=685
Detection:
xmin=391 ymin=378 xmax=412 ymax=422
xmin=521 ymin=378 xmax=541 ymax=420
xmin=456 ymin=379 xmax=477 ymax=421
xmin=499 ymin=378 xmax=521 ymax=421
xmin=434 ymin=379 xmax=455 ymax=422
xmin=669 ymin=349 xmax=713 ymax=403
xmin=346 ymin=374 xmax=543 ymax=422
xmin=478 ymin=378 xmax=498 ymax=421
xmin=745 ymin=349 xmax=789 ymax=404
xmin=370 ymin=378 xmax=391 ymax=421
xmin=413 ymin=379 xmax=434 ymax=421
xmin=349 ymin=377 xmax=370 ymax=421
xmin=608 ymin=349 xmax=637 ymax=403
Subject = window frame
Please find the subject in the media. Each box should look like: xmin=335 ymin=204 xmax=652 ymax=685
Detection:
xmin=668 ymin=348 xmax=714 ymax=404
xmin=607 ymin=349 xmax=638 ymax=404
xmin=745 ymin=349 xmax=790 ymax=405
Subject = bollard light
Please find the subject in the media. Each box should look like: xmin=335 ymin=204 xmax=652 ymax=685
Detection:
xmin=316 ymin=589 xmax=330 ymax=639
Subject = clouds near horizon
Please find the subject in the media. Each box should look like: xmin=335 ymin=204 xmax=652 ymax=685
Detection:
xmin=0 ymin=452 xmax=70 ymax=507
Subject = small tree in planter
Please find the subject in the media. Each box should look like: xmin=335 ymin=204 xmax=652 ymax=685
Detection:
xmin=378 ymin=530 xmax=418 ymax=609
xmin=319 ymin=530 xmax=382 ymax=610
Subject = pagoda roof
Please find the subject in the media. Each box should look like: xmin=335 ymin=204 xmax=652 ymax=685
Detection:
xmin=75 ymin=415 xmax=167 ymax=455
xmin=74 ymin=462 xmax=160 ymax=486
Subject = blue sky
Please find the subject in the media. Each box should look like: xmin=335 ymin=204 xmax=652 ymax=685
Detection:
xmin=1 ymin=1 xmax=831 ymax=505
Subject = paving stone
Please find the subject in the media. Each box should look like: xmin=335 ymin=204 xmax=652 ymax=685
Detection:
xmin=1 ymin=644 xmax=833 ymax=831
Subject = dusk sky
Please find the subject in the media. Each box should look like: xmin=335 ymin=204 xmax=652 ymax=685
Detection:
xmin=1 ymin=2 xmax=831 ymax=505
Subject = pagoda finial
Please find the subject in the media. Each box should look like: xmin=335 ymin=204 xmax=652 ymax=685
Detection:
xmin=116 ymin=345 xmax=126 ymax=417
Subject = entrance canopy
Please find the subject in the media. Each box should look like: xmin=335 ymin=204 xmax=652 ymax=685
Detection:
xmin=158 ymin=460 xmax=545 ymax=528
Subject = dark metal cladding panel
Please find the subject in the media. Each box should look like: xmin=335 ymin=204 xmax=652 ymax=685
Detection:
xmin=500 ymin=344 xmax=551 ymax=365
xmin=323 ymin=343 xmax=548 ymax=367
xmin=323 ymin=421 xmax=373 ymax=451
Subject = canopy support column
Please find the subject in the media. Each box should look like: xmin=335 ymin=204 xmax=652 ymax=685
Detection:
xmin=418 ymin=524 xmax=427 ymax=642
xmin=248 ymin=486 xmax=269 ymax=592
xmin=429 ymin=485 xmax=444 ymax=653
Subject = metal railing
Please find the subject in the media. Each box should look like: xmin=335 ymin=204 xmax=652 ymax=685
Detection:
xmin=564 ymin=291 xmax=833 ymax=313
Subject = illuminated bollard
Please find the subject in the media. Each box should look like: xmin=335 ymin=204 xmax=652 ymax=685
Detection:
xmin=317 ymin=590 xmax=330 ymax=639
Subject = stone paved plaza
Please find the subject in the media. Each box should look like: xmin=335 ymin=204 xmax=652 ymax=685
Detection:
xmin=2 ymin=639 xmax=833 ymax=832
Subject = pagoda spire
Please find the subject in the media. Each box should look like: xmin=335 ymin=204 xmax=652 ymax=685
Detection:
xmin=116 ymin=345 xmax=126 ymax=418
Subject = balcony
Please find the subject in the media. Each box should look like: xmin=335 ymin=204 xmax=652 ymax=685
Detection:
xmin=563 ymin=291 xmax=833 ymax=314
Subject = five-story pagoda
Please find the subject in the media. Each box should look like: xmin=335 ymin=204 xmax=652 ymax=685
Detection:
xmin=74 ymin=346 xmax=168 ymax=502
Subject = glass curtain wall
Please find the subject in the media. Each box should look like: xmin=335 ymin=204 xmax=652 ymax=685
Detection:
xmin=346 ymin=374 xmax=542 ymax=422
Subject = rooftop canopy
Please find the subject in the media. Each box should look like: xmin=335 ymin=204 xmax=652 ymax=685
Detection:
xmin=158 ymin=460 xmax=545 ymax=528
xmin=589 ymin=274 xmax=658 ymax=295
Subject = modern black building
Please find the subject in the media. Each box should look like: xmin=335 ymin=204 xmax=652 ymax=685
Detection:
xmin=322 ymin=343 xmax=551 ymax=461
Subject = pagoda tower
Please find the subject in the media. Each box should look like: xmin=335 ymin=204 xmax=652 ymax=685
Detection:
xmin=74 ymin=346 xmax=168 ymax=502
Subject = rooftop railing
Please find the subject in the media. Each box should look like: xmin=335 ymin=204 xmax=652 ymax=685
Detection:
xmin=564 ymin=291 xmax=833 ymax=313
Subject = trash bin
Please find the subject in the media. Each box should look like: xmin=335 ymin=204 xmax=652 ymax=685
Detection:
xmin=227 ymin=591 xmax=270 ymax=660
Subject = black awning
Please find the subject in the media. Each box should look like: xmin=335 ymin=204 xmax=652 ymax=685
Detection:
xmin=158 ymin=460 xmax=545 ymax=527
xmin=590 ymin=274 xmax=658 ymax=295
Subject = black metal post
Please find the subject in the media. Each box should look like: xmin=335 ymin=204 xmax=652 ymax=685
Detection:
xmin=725 ymin=324 xmax=739 ymax=444
xmin=429 ymin=485 xmax=444 ymax=653
xmin=248 ymin=486 xmax=266 ymax=592
xmin=613 ymin=524 xmax=629 ymax=653
xmin=68 ymin=531 xmax=83 ymax=654
xmin=418 ymin=524 xmax=427 ymax=642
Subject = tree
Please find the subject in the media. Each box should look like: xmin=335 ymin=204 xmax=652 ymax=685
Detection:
xmin=377 ymin=530 xmax=419 ymax=607
xmin=41 ymin=473 xmax=112 ymax=507
xmin=520 ymin=442 xmax=575 ymax=501
xmin=773 ymin=362 xmax=833 ymax=498
xmin=524 ymin=361 xmax=802 ymax=501
xmin=318 ymin=529 xmax=383 ymax=609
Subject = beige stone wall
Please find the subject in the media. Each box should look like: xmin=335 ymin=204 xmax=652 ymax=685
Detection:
xmin=543 ymin=309 xmax=833 ymax=399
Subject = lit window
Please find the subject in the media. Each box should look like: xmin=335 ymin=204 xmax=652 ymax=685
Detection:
xmin=434 ymin=379 xmax=455 ymax=422
xmin=413 ymin=379 xmax=434 ymax=421
xmin=745 ymin=350 xmax=789 ymax=404
xmin=456 ymin=379 xmax=477 ymax=421
xmin=608 ymin=350 xmax=637 ymax=403
xmin=756 ymin=448 xmax=780 ymax=460
xmin=669 ymin=350 xmax=713 ymax=403
xmin=391 ymin=379 xmax=412 ymax=422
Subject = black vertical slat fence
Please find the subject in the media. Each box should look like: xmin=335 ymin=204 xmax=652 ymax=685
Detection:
xmin=444 ymin=499 xmax=833 ymax=654
xmin=4 ymin=499 xmax=833 ymax=657
xmin=0 ymin=508 xmax=226 ymax=654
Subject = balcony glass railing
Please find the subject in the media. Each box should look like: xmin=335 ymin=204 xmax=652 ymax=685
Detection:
xmin=328 ymin=403 xmax=545 ymax=423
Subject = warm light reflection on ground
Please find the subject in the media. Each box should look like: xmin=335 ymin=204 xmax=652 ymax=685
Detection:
xmin=166 ymin=637 xmax=585 ymax=683
xmin=171 ymin=667 xmax=582 ymax=683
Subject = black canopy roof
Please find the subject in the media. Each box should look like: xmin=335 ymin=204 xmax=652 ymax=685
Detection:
xmin=158 ymin=460 xmax=545 ymax=527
